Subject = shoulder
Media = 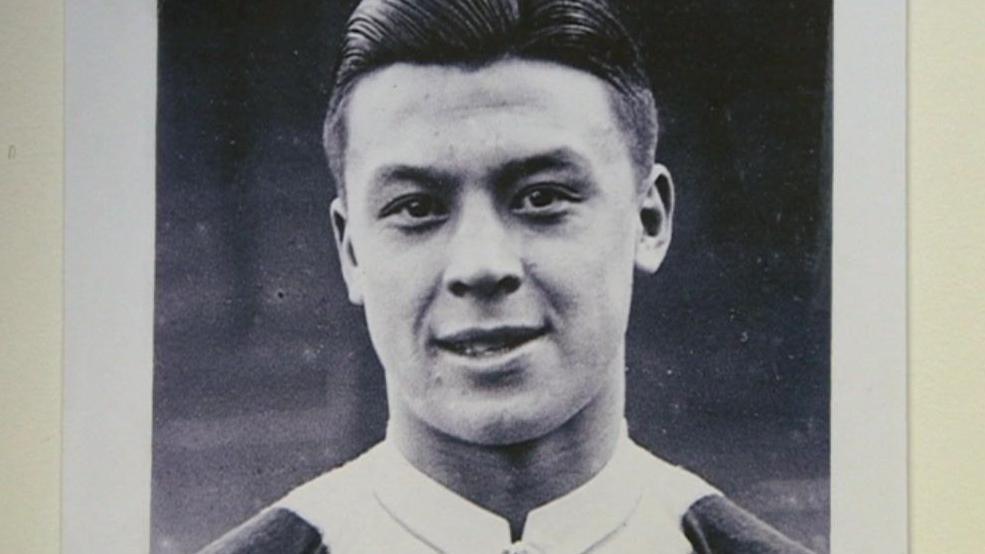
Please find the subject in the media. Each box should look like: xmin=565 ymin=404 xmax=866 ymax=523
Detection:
xmin=628 ymin=442 xmax=815 ymax=554
xmin=626 ymin=439 xmax=720 ymax=518
xmin=275 ymin=445 xmax=380 ymax=527
xmin=683 ymin=494 xmax=816 ymax=554
xmin=196 ymin=445 xmax=382 ymax=554
xmin=196 ymin=507 xmax=327 ymax=554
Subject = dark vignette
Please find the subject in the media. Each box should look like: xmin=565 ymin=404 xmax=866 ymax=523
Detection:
xmin=153 ymin=2 xmax=832 ymax=552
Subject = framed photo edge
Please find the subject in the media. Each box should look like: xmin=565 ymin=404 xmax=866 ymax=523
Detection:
xmin=62 ymin=0 xmax=909 ymax=551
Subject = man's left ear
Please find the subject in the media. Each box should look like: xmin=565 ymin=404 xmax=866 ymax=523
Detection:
xmin=635 ymin=163 xmax=675 ymax=273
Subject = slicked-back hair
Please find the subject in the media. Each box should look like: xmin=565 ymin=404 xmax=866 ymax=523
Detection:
xmin=323 ymin=0 xmax=659 ymax=200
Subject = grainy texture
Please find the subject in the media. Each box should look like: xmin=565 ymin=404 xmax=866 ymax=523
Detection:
xmin=153 ymin=2 xmax=831 ymax=552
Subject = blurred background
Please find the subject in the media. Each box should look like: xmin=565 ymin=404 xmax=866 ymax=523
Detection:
xmin=153 ymin=1 xmax=831 ymax=552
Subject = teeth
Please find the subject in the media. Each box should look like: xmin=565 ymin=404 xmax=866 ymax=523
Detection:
xmin=437 ymin=329 xmax=545 ymax=358
xmin=451 ymin=341 xmax=514 ymax=357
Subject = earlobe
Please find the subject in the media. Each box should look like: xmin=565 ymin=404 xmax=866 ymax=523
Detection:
xmin=635 ymin=163 xmax=675 ymax=274
xmin=330 ymin=197 xmax=364 ymax=305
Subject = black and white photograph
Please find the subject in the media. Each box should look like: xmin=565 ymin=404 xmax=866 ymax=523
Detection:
xmin=151 ymin=1 xmax=832 ymax=553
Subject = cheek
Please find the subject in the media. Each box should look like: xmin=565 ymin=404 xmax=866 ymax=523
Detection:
xmin=356 ymin=239 xmax=440 ymax=352
xmin=527 ymin=224 xmax=637 ymax=339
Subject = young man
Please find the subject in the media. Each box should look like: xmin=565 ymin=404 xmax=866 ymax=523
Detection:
xmin=201 ymin=0 xmax=814 ymax=552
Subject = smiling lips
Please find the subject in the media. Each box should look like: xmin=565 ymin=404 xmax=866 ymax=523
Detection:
xmin=433 ymin=325 xmax=547 ymax=358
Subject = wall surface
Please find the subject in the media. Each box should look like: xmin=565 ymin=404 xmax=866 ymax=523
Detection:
xmin=910 ymin=0 xmax=985 ymax=551
xmin=0 ymin=1 xmax=63 ymax=553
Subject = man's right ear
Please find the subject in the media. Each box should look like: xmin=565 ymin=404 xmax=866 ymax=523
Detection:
xmin=330 ymin=198 xmax=364 ymax=305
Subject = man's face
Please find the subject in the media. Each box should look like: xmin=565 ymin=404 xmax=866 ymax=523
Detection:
xmin=333 ymin=59 xmax=671 ymax=445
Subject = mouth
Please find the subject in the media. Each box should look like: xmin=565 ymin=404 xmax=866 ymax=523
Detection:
xmin=432 ymin=325 xmax=548 ymax=358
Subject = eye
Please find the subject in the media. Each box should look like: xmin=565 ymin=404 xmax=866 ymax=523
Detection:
xmin=510 ymin=185 xmax=580 ymax=215
xmin=380 ymin=194 xmax=449 ymax=227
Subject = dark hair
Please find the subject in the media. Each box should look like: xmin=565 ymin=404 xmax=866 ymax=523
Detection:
xmin=323 ymin=0 xmax=658 ymax=198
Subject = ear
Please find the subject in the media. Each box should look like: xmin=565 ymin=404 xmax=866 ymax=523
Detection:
xmin=330 ymin=197 xmax=364 ymax=305
xmin=635 ymin=163 xmax=675 ymax=273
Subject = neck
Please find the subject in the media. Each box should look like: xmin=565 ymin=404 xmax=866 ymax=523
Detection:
xmin=388 ymin=374 xmax=625 ymax=541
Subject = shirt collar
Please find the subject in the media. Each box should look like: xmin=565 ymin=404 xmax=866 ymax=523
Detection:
xmin=372 ymin=424 xmax=644 ymax=554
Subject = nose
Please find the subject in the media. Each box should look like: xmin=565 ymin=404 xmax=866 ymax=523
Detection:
xmin=442 ymin=198 xmax=523 ymax=299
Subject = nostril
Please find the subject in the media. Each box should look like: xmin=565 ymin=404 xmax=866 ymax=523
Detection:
xmin=447 ymin=275 xmax=520 ymax=297
xmin=500 ymin=275 xmax=520 ymax=294
xmin=449 ymin=281 xmax=469 ymax=297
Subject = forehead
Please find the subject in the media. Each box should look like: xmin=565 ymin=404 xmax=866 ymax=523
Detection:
xmin=342 ymin=59 xmax=633 ymax=185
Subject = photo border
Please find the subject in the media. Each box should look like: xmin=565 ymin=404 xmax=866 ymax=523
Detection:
xmin=62 ymin=1 xmax=908 ymax=551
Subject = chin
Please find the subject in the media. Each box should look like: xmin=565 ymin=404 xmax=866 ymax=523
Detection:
xmin=438 ymin=401 xmax=571 ymax=447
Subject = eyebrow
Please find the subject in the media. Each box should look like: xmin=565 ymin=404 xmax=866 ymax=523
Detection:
xmin=368 ymin=147 xmax=593 ymax=191
xmin=370 ymin=165 xmax=457 ymax=191
xmin=493 ymin=148 xmax=593 ymax=185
